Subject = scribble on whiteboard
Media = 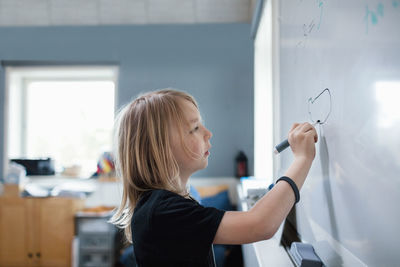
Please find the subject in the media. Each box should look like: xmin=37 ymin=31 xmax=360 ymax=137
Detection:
xmin=296 ymin=19 xmax=316 ymax=48
xmin=308 ymin=88 xmax=332 ymax=125
xmin=296 ymin=0 xmax=325 ymax=48
xmin=304 ymin=19 xmax=316 ymax=37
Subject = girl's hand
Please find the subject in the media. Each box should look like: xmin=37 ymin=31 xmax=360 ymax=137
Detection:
xmin=288 ymin=122 xmax=318 ymax=162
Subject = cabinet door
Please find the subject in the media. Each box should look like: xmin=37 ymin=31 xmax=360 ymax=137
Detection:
xmin=0 ymin=197 xmax=34 ymax=267
xmin=33 ymin=198 xmax=80 ymax=267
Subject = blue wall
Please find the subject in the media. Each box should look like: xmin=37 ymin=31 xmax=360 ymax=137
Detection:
xmin=0 ymin=23 xmax=254 ymax=178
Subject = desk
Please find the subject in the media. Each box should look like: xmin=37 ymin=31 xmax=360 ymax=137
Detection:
xmin=237 ymin=181 xmax=293 ymax=267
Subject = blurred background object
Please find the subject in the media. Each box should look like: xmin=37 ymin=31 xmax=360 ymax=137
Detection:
xmin=11 ymin=158 xmax=55 ymax=176
xmin=5 ymin=161 xmax=26 ymax=184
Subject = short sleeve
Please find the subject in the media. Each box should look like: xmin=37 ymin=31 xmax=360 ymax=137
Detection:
xmin=151 ymin=191 xmax=225 ymax=261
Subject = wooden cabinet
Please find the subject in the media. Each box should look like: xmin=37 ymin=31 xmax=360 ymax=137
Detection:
xmin=0 ymin=197 xmax=32 ymax=267
xmin=0 ymin=189 xmax=84 ymax=267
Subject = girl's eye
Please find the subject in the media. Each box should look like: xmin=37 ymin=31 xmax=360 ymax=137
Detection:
xmin=190 ymin=126 xmax=199 ymax=134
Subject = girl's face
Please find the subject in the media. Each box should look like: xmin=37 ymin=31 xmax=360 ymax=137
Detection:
xmin=170 ymin=99 xmax=212 ymax=182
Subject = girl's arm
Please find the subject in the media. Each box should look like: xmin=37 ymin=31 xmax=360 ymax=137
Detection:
xmin=213 ymin=122 xmax=318 ymax=244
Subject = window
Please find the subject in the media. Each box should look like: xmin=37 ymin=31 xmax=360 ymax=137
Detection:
xmin=6 ymin=66 xmax=118 ymax=178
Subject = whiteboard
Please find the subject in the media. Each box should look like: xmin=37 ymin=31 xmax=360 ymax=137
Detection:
xmin=275 ymin=0 xmax=400 ymax=266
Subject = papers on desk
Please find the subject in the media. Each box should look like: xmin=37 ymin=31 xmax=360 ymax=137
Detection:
xmin=51 ymin=182 xmax=96 ymax=197
xmin=22 ymin=179 xmax=97 ymax=198
xmin=23 ymin=183 xmax=50 ymax=197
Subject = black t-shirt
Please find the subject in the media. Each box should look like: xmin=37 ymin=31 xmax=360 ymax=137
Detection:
xmin=132 ymin=189 xmax=226 ymax=267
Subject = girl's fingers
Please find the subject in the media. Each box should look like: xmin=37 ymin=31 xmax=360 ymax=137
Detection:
xmin=305 ymin=128 xmax=318 ymax=143
xmin=299 ymin=122 xmax=314 ymax=132
xmin=290 ymin=123 xmax=300 ymax=132
xmin=290 ymin=122 xmax=318 ymax=143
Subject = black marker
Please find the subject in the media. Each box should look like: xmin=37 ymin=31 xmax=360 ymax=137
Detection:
xmin=274 ymin=121 xmax=319 ymax=154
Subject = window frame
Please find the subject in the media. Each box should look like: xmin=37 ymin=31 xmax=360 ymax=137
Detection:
xmin=4 ymin=65 xmax=119 ymax=178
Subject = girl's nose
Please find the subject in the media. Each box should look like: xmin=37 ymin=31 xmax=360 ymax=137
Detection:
xmin=205 ymin=128 xmax=212 ymax=140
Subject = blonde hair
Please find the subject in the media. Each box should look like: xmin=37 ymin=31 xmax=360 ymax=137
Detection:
xmin=110 ymin=88 xmax=198 ymax=242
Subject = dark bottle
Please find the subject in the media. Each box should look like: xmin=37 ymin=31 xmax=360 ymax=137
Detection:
xmin=235 ymin=151 xmax=248 ymax=178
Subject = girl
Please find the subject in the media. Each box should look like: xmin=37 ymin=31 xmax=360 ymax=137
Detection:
xmin=111 ymin=89 xmax=318 ymax=267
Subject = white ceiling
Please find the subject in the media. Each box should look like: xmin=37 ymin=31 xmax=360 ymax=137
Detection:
xmin=0 ymin=0 xmax=257 ymax=26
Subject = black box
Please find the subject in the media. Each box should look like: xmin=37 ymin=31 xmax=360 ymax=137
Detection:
xmin=11 ymin=158 xmax=55 ymax=176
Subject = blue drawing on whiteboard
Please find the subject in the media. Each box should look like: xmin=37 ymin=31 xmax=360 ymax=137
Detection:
xmin=393 ymin=0 xmax=399 ymax=8
xmin=364 ymin=3 xmax=385 ymax=34
xmin=377 ymin=3 xmax=384 ymax=16
xmin=317 ymin=0 xmax=325 ymax=29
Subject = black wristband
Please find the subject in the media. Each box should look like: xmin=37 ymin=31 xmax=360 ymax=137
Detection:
xmin=276 ymin=176 xmax=300 ymax=204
